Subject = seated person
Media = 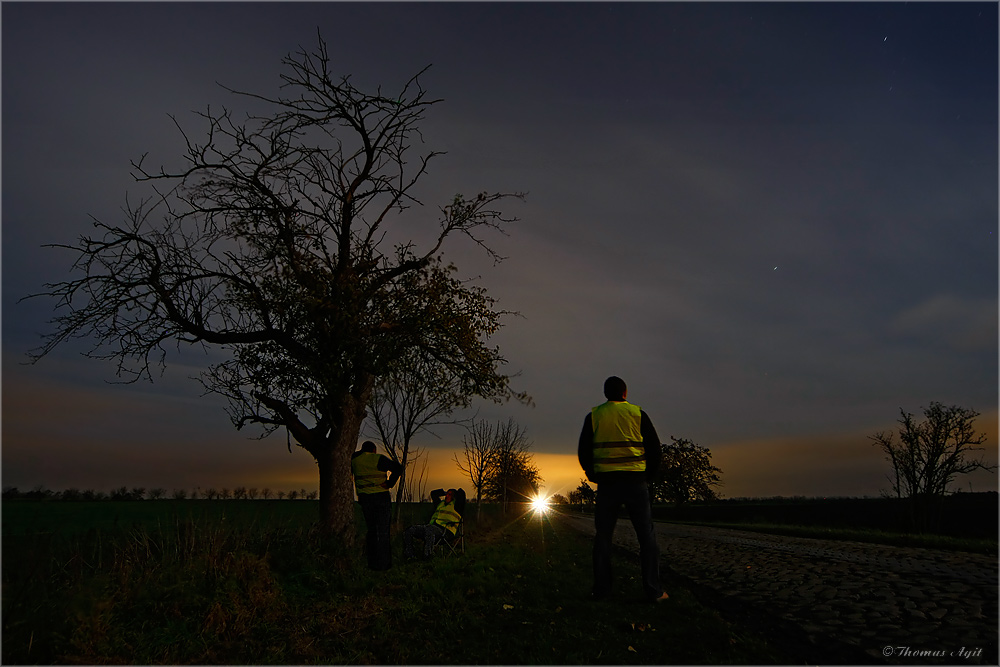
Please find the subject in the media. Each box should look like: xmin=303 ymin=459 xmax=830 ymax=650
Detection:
xmin=403 ymin=488 xmax=466 ymax=560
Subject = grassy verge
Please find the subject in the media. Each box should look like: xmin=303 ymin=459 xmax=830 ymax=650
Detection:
xmin=664 ymin=520 xmax=998 ymax=555
xmin=3 ymin=502 xmax=795 ymax=664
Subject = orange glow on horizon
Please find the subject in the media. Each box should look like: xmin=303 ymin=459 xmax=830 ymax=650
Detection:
xmin=5 ymin=364 xmax=995 ymax=500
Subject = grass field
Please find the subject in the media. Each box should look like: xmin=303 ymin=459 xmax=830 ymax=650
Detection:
xmin=3 ymin=500 xmax=796 ymax=665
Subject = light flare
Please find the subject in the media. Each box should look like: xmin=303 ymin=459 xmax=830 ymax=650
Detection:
xmin=531 ymin=495 xmax=549 ymax=514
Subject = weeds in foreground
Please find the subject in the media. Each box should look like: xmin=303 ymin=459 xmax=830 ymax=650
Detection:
xmin=2 ymin=503 xmax=792 ymax=665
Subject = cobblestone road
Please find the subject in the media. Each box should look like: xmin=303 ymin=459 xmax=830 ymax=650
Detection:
xmin=557 ymin=514 xmax=998 ymax=665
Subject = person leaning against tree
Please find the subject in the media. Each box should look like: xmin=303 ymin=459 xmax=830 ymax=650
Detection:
xmin=351 ymin=441 xmax=403 ymax=571
xmin=578 ymin=376 xmax=669 ymax=603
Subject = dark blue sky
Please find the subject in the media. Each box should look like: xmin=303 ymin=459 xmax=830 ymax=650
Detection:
xmin=3 ymin=2 xmax=997 ymax=498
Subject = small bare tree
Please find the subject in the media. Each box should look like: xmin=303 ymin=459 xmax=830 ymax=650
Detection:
xmin=391 ymin=445 xmax=426 ymax=505
xmin=454 ymin=419 xmax=502 ymax=520
xmin=870 ymin=402 xmax=994 ymax=498
xmin=366 ymin=348 xmax=473 ymax=522
xmin=469 ymin=417 xmax=539 ymax=514
xmin=870 ymin=402 xmax=995 ymax=531
xmin=407 ymin=453 xmax=430 ymax=506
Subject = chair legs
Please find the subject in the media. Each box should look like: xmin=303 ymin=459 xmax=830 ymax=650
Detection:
xmin=434 ymin=522 xmax=465 ymax=556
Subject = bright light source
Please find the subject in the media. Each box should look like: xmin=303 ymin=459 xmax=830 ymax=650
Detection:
xmin=531 ymin=496 xmax=549 ymax=513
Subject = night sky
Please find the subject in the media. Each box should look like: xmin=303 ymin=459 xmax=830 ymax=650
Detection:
xmin=3 ymin=2 xmax=997 ymax=500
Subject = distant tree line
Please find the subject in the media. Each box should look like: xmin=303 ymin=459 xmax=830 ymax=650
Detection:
xmin=1 ymin=485 xmax=319 ymax=501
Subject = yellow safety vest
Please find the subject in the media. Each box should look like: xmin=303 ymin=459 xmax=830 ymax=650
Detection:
xmin=351 ymin=452 xmax=386 ymax=495
xmin=591 ymin=401 xmax=646 ymax=473
xmin=430 ymin=499 xmax=462 ymax=535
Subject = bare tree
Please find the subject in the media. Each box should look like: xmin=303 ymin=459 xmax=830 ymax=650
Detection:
xmin=479 ymin=418 xmax=539 ymax=513
xmin=870 ymin=402 xmax=995 ymax=531
xmin=870 ymin=402 xmax=994 ymax=498
xmin=392 ymin=444 xmax=427 ymax=505
xmin=24 ymin=32 xmax=527 ymax=542
xmin=366 ymin=348 xmax=473 ymax=522
xmin=407 ymin=452 xmax=431 ymax=508
xmin=454 ymin=419 xmax=501 ymax=520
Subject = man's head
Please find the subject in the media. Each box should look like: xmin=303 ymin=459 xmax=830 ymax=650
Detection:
xmin=361 ymin=441 xmax=377 ymax=453
xmin=445 ymin=488 xmax=456 ymax=503
xmin=603 ymin=376 xmax=627 ymax=401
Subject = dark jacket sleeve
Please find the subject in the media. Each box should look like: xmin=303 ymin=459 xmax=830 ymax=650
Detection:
xmin=578 ymin=413 xmax=596 ymax=482
xmin=454 ymin=488 xmax=467 ymax=516
xmin=377 ymin=455 xmax=403 ymax=489
xmin=430 ymin=488 xmax=445 ymax=505
xmin=640 ymin=411 xmax=662 ymax=479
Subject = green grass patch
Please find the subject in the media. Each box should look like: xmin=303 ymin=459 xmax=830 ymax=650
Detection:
xmin=1 ymin=498 xmax=318 ymax=537
xmin=3 ymin=501 xmax=795 ymax=664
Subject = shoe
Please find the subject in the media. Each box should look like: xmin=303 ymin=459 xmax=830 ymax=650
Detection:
xmin=649 ymin=592 xmax=670 ymax=603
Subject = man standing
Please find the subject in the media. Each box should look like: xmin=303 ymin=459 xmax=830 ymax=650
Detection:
xmin=351 ymin=441 xmax=403 ymax=570
xmin=578 ymin=376 xmax=668 ymax=602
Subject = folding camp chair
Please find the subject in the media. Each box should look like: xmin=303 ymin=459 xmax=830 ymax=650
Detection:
xmin=434 ymin=519 xmax=465 ymax=556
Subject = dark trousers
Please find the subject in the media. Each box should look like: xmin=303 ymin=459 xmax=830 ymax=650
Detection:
xmin=358 ymin=492 xmax=393 ymax=570
xmin=592 ymin=480 xmax=662 ymax=600
xmin=403 ymin=523 xmax=447 ymax=558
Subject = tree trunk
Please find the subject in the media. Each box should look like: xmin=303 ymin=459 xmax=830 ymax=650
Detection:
xmin=392 ymin=440 xmax=411 ymax=525
xmin=315 ymin=441 xmax=357 ymax=545
xmin=316 ymin=382 xmax=373 ymax=545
